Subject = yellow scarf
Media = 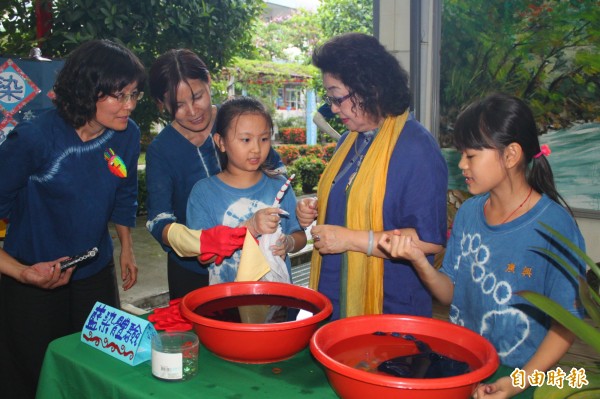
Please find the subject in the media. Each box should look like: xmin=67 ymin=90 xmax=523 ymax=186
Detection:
xmin=309 ymin=112 xmax=408 ymax=317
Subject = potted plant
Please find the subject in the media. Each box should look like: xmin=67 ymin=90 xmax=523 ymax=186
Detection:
xmin=518 ymin=222 xmax=600 ymax=397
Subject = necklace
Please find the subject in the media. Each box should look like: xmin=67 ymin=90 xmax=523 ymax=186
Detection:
xmin=484 ymin=187 xmax=533 ymax=224
xmin=345 ymin=131 xmax=375 ymax=192
xmin=331 ymin=130 xmax=375 ymax=189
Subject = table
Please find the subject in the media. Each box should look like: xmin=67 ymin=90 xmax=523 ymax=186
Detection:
xmin=36 ymin=331 xmax=338 ymax=399
xmin=36 ymin=330 xmax=531 ymax=399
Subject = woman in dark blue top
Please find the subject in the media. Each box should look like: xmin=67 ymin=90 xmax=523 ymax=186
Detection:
xmin=0 ymin=40 xmax=146 ymax=398
xmin=146 ymin=49 xmax=283 ymax=299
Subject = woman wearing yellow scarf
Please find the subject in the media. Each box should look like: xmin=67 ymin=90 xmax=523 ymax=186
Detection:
xmin=297 ymin=33 xmax=448 ymax=319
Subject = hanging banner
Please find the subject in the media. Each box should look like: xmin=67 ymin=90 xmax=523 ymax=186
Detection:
xmin=0 ymin=59 xmax=41 ymax=116
xmin=0 ymin=56 xmax=64 ymax=145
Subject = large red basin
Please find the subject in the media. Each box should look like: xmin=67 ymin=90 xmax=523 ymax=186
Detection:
xmin=180 ymin=281 xmax=332 ymax=363
xmin=310 ymin=314 xmax=499 ymax=399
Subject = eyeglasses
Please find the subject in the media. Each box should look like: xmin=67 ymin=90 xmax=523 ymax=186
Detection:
xmin=322 ymin=92 xmax=353 ymax=107
xmin=107 ymin=91 xmax=144 ymax=104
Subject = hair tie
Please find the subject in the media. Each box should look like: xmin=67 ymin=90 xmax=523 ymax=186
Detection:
xmin=534 ymin=144 xmax=551 ymax=159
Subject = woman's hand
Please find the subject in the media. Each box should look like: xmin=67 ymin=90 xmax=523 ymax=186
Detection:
xmin=311 ymin=225 xmax=349 ymax=254
xmin=296 ymin=197 xmax=318 ymax=228
xmin=1 ymin=249 xmax=73 ymax=289
xmin=20 ymin=259 xmax=74 ymax=289
xmin=245 ymin=207 xmax=282 ymax=237
xmin=119 ymin=245 xmax=138 ymax=291
xmin=115 ymin=224 xmax=138 ymax=291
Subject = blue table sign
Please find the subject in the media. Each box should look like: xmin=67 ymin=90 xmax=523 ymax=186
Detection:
xmin=81 ymin=301 xmax=157 ymax=366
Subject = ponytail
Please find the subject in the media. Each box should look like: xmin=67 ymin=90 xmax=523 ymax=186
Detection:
xmin=528 ymin=154 xmax=573 ymax=215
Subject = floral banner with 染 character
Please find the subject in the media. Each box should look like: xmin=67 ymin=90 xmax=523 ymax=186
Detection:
xmin=0 ymin=56 xmax=64 ymax=146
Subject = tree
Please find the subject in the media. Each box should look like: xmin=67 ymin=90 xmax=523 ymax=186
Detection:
xmin=0 ymin=0 xmax=264 ymax=136
xmin=317 ymin=0 xmax=373 ymax=39
xmin=0 ymin=1 xmax=38 ymax=55
xmin=440 ymin=0 xmax=600 ymax=134
xmin=252 ymin=8 xmax=322 ymax=65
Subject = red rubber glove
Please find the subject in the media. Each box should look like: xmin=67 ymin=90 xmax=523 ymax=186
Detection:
xmin=198 ymin=225 xmax=247 ymax=265
xmin=148 ymin=298 xmax=193 ymax=332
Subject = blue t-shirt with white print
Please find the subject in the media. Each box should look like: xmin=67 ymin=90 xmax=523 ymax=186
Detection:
xmin=145 ymin=121 xmax=283 ymax=274
xmin=186 ymin=173 xmax=301 ymax=285
xmin=441 ymin=194 xmax=585 ymax=368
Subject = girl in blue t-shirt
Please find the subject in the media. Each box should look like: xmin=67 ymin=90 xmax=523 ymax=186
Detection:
xmin=379 ymin=93 xmax=585 ymax=398
xmin=186 ymin=97 xmax=306 ymax=284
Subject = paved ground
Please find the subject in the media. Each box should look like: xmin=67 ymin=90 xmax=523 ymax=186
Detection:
xmin=111 ymin=217 xmax=170 ymax=312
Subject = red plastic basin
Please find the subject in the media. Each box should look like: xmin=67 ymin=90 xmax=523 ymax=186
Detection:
xmin=310 ymin=314 xmax=499 ymax=399
xmin=180 ymin=281 xmax=332 ymax=363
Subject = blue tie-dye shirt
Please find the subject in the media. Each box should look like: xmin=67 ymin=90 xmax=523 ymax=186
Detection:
xmin=441 ymin=194 xmax=585 ymax=368
xmin=186 ymin=173 xmax=302 ymax=285
xmin=145 ymin=121 xmax=284 ymax=275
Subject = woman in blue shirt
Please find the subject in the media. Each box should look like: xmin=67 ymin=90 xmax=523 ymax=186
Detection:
xmin=0 ymin=39 xmax=145 ymax=398
xmin=146 ymin=49 xmax=283 ymax=299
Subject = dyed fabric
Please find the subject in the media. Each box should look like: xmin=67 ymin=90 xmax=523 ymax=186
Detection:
xmin=0 ymin=108 xmax=139 ymax=280
xmin=441 ymin=194 xmax=585 ymax=368
xmin=186 ymin=173 xmax=301 ymax=285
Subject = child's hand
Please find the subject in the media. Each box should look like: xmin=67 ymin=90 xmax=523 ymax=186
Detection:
xmin=473 ymin=376 xmax=522 ymax=398
xmin=378 ymin=230 xmax=427 ymax=265
xmin=246 ymin=207 xmax=282 ymax=237
xmin=296 ymin=197 xmax=318 ymax=228
xmin=270 ymin=235 xmax=294 ymax=259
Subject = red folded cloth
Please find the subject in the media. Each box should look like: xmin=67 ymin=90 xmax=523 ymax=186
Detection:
xmin=147 ymin=298 xmax=193 ymax=332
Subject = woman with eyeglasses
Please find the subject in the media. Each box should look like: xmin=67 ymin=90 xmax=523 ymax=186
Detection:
xmin=0 ymin=39 xmax=145 ymax=398
xmin=145 ymin=49 xmax=284 ymax=300
xmin=296 ymin=33 xmax=448 ymax=320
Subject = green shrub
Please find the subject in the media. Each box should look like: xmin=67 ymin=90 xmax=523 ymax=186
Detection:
xmin=280 ymin=127 xmax=306 ymax=144
xmin=290 ymin=155 xmax=326 ymax=194
xmin=274 ymin=144 xmax=301 ymax=165
xmin=274 ymin=115 xmax=304 ymax=129
xmin=322 ymin=143 xmax=336 ymax=162
xmin=298 ymin=144 xmax=323 ymax=157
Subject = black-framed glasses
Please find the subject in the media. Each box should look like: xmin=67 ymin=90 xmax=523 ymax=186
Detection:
xmin=322 ymin=92 xmax=353 ymax=107
xmin=107 ymin=91 xmax=144 ymax=104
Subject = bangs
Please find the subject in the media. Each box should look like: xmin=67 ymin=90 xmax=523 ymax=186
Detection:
xmin=453 ymin=103 xmax=496 ymax=151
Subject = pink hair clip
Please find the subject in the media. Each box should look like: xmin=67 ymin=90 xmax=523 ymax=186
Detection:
xmin=534 ymin=144 xmax=551 ymax=159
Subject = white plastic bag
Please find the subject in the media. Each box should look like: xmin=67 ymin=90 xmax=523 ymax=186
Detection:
xmin=258 ymin=226 xmax=291 ymax=283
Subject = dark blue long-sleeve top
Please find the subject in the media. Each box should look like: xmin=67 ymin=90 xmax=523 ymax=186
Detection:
xmin=0 ymin=109 xmax=140 ymax=280
xmin=145 ymin=119 xmax=284 ymax=274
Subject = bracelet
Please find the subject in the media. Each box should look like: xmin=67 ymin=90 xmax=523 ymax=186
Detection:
xmin=285 ymin=235 xmax=295 ymax=253
xmin=247 ymin=217 xmax=259 ymax=237
xmin=367 ymin=230 xmax=374 ymax=256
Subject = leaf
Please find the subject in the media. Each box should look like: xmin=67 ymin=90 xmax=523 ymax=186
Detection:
xmin=533 ymin=246 xmax=582 ymax=281
xmin=539 ymin=222 xmax=600 ymax=278
xmin=533 ymin=370 xmax=600 ymax=398
xmin=578 ymin=276 xmax=600 ymax=327
xmin=517 ymin=290 xmax=600 ymax=353
xmin=537 ymin=222 xmax=600 ymax=307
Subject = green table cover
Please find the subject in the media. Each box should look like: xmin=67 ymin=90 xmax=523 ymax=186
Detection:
xmin=36 ymin=330 xmax=531 ymax=398
xmin=36 ymin=331 xmax=337 ymax=398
